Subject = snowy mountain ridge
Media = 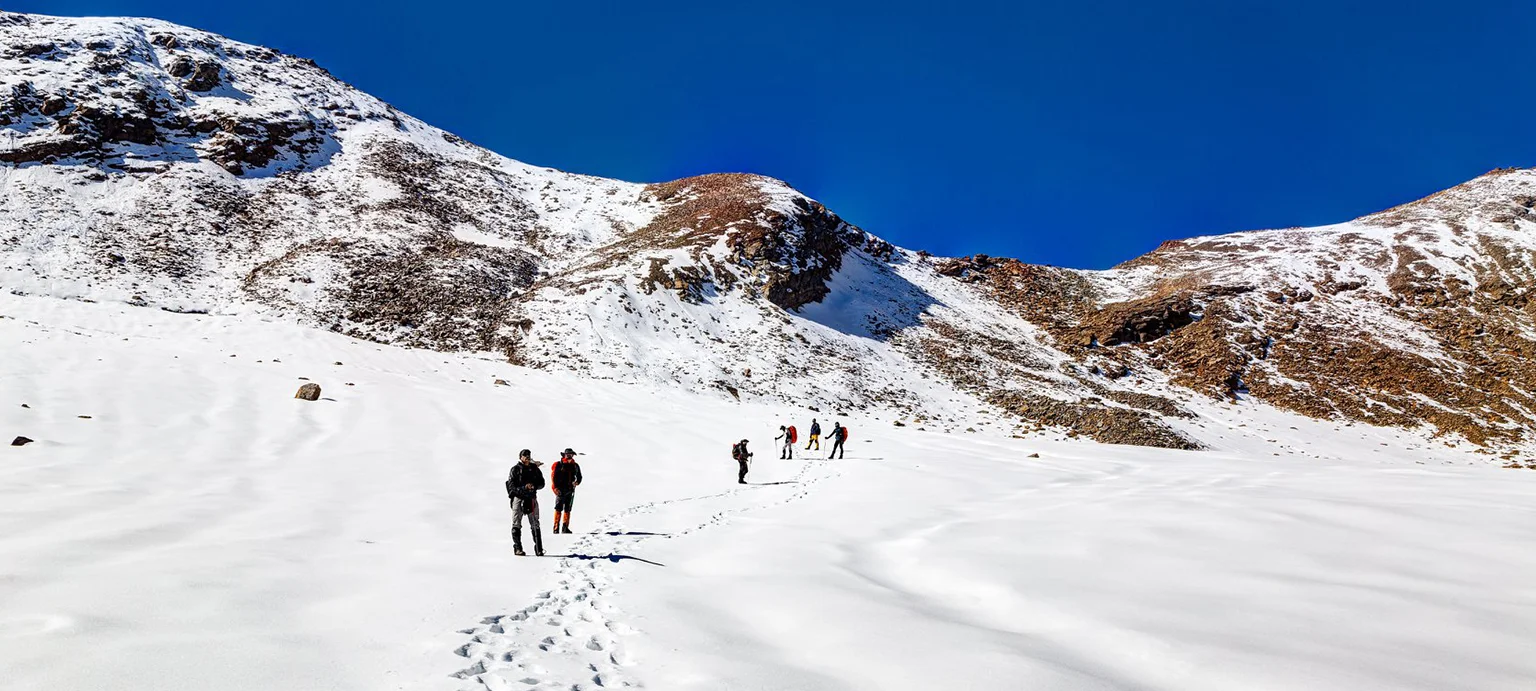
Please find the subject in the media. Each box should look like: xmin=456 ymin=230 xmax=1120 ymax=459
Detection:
xmin=4 ymin=11 xmax=1535 ymax=459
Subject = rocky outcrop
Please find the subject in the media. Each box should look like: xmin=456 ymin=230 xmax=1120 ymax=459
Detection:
xmin=907 ymin=319 xmax=1199 ymax=449
xmin=1077 ymin=293 xmax=1198 ymax=346
xmin=294 ymin=383 xmax=321 ymax=400
xmin=631 ymin=174 xmax=864 ymax=310
xmin=185 ymin=61 xmax=222 ymax=91
xmin=0 ymin=14 xmax=340 ymax=175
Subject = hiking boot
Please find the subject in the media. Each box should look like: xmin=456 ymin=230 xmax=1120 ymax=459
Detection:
xmin=534 ymin=548 xmax=545 ymax=557
xmin=514 ymin=548 xmax=526 ymax=556
xmin=561 ymin=525 xmax=572 ymax=534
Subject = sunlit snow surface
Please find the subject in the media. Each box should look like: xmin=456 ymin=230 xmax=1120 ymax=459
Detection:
xmin=3 ymin=293 xmax=1534 ymax=691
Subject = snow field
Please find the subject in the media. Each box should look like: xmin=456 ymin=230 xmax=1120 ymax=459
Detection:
xmin=4 ymin=293 xmax=1536 ymax=690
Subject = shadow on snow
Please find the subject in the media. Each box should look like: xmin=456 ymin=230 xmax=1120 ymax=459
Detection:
xmin=561 ymin=553 xmax=666 ymax=567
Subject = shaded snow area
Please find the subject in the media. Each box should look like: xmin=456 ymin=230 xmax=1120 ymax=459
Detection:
xmin=4 ymin=293 xmax=1535 ymax=691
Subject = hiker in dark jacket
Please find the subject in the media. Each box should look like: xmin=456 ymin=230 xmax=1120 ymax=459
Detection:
xmin=806 ymin=419 xmax=822 ymax=450
xmin=550 ymin=448 xmax=583 ymax=534
xmin=733 ymin=439 xmax=753 ymax=484
xmin=828 ymin=422 xmax=847 ymax=459
xmin=506 ymin=449 xmax=546 ymax=556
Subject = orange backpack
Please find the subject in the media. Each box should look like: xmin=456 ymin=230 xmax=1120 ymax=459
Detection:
xmin=787 ymin=426 xmax=798 ymax=443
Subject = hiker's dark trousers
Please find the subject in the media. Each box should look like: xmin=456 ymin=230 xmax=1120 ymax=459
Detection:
xmin=512 ymin=496 xmax=543 ymax=552
xmin=829 ymin=438 xmax=845 ymax=459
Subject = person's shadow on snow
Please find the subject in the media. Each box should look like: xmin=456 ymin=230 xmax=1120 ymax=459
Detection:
xmin=561 ymin=553 xmax=666 ymax=567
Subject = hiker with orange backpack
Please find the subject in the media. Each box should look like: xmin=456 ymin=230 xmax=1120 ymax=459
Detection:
xmin=828 ymin=422 xmax=849 ymax=459
xmin=776 ymin=424 xmax=797 ymax=459
xmin=550 ymin=448 xmax=582 ymax=534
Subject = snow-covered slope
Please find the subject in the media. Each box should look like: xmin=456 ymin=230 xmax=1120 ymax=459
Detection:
xmin=3 ymin=11 xmax=1535 ymax=457
xmin=0 ymin=11 xmax=1198 ymax=449
xmin=5 ymin=292 xmax=1536 ymax=691
xmin=0 ymin=11 xmax=656 ymax=341
xmin=1070 ymin=168 xmax=1536 ymax=455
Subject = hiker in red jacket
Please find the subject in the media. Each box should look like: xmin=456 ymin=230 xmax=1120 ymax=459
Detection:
xmin=550 ymin=448 xmax=583 ymax=534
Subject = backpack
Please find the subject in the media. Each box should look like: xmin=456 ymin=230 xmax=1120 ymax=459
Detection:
xmin=732 ymin=442 xmax=747 ymax=461
xmin=787 ymin=426 xmax=798 ymax=443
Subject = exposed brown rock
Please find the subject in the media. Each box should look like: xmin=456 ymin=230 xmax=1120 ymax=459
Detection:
xmin=295 ymin=382 xmax=321 ymax=401
xmin=185 ymin=61 xmax=222 ymax=91
xmin=167 ymin=54 xmax=194 ymax=77
xmin=905 ymin=318 xmax=1198 ymax=448
xmin=1078 ymin=293 xmax=1197 ymax=346
xmin=628 ymin=174 xmax=863 ymax=310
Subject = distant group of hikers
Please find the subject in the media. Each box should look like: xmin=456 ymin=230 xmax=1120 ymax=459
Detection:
xmin=731 ymin=418 xmax=849 ymax=484
xmin=775 ymin=418 xmax=847 ymax=461
xmin=507 ymin=420 xmax=852 ymax=555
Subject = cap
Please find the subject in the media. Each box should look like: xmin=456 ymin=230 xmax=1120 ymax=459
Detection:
xmin=563 ymin=448 xmax=575 ymax=456
xmin=519 ymin=449 xmax=531 ymax=458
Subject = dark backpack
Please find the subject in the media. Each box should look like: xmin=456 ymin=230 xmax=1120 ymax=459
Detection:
xmin=732 ymin=442 xmax=747 ymax=461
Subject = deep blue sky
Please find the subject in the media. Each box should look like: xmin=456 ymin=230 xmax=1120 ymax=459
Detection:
xmin=15 ymin=1 xmax=1536 ymax=267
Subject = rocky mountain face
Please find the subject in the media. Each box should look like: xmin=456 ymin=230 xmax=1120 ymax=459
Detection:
xmin=3 ymin=12 xmax=1533 ymax=458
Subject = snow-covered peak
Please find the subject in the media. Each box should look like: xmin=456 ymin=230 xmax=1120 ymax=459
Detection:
xmin=4 ymin=11 xmax=1535 ymax=455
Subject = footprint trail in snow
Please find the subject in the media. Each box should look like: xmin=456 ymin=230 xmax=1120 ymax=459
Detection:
xmin=451 ymin=458 xmax=841 ymax=689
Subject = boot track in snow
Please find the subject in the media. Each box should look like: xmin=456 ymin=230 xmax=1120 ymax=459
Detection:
xmin=450 ymin=458 xmax=841 ymax=690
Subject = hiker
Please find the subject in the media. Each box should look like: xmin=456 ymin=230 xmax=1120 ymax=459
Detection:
xmin=506 ymin=449 xmax=546 ymax=556
xmin=732 ymin=439 xmax=753 ymax=483
xmin=806 ymin=419 xmax=822 ymax=450
xmin=828 ymin=422 xmax=848 ymax=459
xmin=551 ymin=448 xmax=583 ymax=534
xmin=776 ymin=424 xmax=797 ymax=459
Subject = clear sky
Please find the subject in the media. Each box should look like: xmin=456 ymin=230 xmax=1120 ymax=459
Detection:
xmin=13 ymin=1 xmax=1536 ymax=268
